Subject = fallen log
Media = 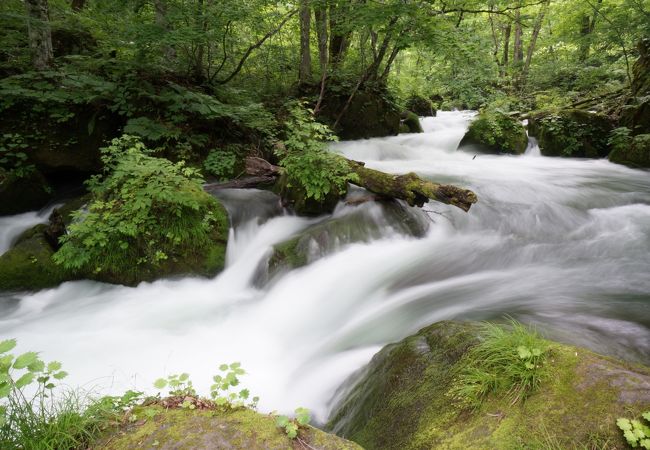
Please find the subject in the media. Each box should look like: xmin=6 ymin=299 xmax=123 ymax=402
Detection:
xmin=205 ymin=156 xmax=478 ymax=212
xmin=345 ymin=160 xmax=477 ymax=212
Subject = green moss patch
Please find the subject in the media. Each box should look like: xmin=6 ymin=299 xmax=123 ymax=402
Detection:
xmin=327 ymin=321 xmax=650 ymax=450
xmin=459 ymin=111 xmax=528 ymax=155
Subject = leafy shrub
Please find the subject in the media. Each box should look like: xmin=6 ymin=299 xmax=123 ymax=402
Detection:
xmin=277 ymin=103 xmax=358 ymax=201
xmin=53 ymin=135 xmax=227 ymax=284
xmin=0 ymin=133 xmax=35 ymax=178
xmin=466 ymin=109 xmax=527 ymax=154
xmin=204 ymin=146 xmax=240 ymax=181
xmin=617 ymin=412 xmax=650 ymax=449
xmin=451 ymin=320 xmax=550 ymax=408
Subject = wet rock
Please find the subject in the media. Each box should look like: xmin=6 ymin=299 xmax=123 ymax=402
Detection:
xmin=400 ymin=111 xmax=424 ymax=134
xmin=0 ymin=168 xmax=53 ymax=216
xmin=405 ymin=95 xmax=436 ymax=117
xmin=459 ymin=111 xmax=528 ymax=155
xmin=528 ymin=109 xmax=614 ymax=158
xmin=327 ymin=320 xmax=650 ymax=450
xmin=97 ymin=405 xmax=361 ymax=450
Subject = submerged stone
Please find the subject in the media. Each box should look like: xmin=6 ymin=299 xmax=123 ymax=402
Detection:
xmin=0 ymin=168 xmax=53 ymax=216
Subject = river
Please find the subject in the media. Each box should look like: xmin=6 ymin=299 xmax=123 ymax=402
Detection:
xmin=1 ymin=111 xmax=649 ymax=421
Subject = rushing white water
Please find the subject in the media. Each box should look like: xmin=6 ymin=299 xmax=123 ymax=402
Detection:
xmin=1 ymin=111 xmax=649 ymax=422
xmin=0 ymin=204 xmax=60 ymax=254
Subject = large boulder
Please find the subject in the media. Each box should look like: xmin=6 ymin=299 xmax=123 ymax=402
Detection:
xmin=327 ymin=321 xmax=650 ymax=450
xmin=528 ymin=109 xmax=614 ymax=158
xmin=0 ymin=224 xmax=72 ymax=291
xmin=459 ymin=111 xmax=528 ymax=155
xmin=609 ymin=133 xmax=650 ymax=168
xmin=316 ymin=85 xmax=401 ymax=140
xmin=405 ymin=95 xmax=436 ymax=117
xmin=0 ymin=168 xmax=53 ymax=216
xmin=399 ymin=111 xmax=424 ymax=134
xmin=97 ymin=405 xmax=361 ymax=450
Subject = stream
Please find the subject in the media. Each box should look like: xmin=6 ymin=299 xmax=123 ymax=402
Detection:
xmin=1 ymin=111 xmax=649 ymax=421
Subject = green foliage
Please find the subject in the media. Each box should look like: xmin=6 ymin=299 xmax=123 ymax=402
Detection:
xmin=451 ymin=320 xmax=550 ymax=408
xmin=617 ymin=413 xmax=650 ymax=449
xmin=210 ymin=362 xmax=258 ymax=408
xmin=204 ymin=146 xmax=240 ymax=181
xmin=275 ymin=407 xmax=311 ymax=439
xmin=53 ymin=135 xmax=223 ymax=283
xmin=466 ymin=108 xmax=527 ymax=153
xmin=277 ymin=103 xmax=358 ymax=201
xmin=153 ymin=373 xmax=196 ymax=398
xmin=0 ymin=338 xmax=103 ymax=450
xmin=0 ymin=133 xmax=35 ymax=178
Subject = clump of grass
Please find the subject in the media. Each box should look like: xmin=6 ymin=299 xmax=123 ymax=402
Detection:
xmin=451 ymin=319 xmax=550 ymax=408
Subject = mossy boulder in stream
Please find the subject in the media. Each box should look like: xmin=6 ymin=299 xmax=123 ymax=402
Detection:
xmin=609 ymin=133 xmax=650 ymax=168
xmin=98 ymin=405 xmax=361 ymax=450
xmin=0 ymin=168 xmax=53 ymax=216
xmin=0 ymin=224 xmax=72 ymax=291
xmin=265 ymin=197 xmax=430 ymax=282
xmin=528 ymin=109 xmax=614 ymax=158
xmin=405 ymin=94 xmax=436 ymax=117
xmin=458 ymin=111 xmax=528 ymax=154
xmin=399 ymin=111 xmax=424 ymax=134
xmin=52 ymin=137 xmax=230 ymax=287
xmin=327 ymin=321 xmax=650 ymax=450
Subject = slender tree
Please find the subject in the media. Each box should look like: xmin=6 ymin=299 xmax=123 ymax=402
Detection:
xmin=299 ymin=0 xmax=313 ymax=84
xmin=25 ymin=0 xmax=54 ymax=70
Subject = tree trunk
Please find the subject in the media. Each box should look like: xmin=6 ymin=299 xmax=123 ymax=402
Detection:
xmin=579 ymin=0 xmax=603 ymax=61
xmin=154 ymin=0 xmax=176 ymax=61
xmin=329 ymin=2 xmax=351 ymax=66
xmin=25 ymin=0 xmax=54 ymax=70
xmin=71 ymin=0 xmax=85 ymax=11
xmin=193 ymin=0 xmax=206 ymax=81
xmin=522 ymin=0 xmax=549 ymax=82
xmin=502 ymin=23 xmax=511 ymax=74
xmin=314 ymin=4 xmax=328 ymax=74
xmin=513 ymin=7 xmax=523 ymax=64
xmin=299 ymin=0 xmax=313 ymax=84
xmin=219 ymin=157 xmax=478 ymax=213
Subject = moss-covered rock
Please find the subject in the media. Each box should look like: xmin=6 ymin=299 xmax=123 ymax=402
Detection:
xmin=399 ymin=111 xmax=424 ymax=134
xmin=266 ymin=199 xmax=429 ymax=280
xmin=0 ymin=168 xmax=53 ymax=216
xmin=316 ymin=85 xmax=401 ymax=140
xmin=609 ymin=133 xmax=650 ymax=168
xmin=327 ymin=321 xmax=650 ymax=450
xmin=97 ymin=405 xmax=361 ymax=450
xmin=458 ymin=111 xmax=528 ymax=155
xmin=528 ymin=109 xmax=614 ymax=158
xmin=0 ymin=224 xmax=72 ymax=291
xmin=405 ymin=95 xmax=436 ymax=117
xmin=275 ymin=173 xmax=343 ymax=217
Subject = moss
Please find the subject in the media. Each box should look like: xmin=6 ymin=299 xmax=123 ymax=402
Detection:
xmin=275 ymin=173 xmax=343 ymax=216
xmin=327 ymin=321 xmax=650 ymax=450
xmin=87 ymin=195 xmax=230 ymax=286
xmin=98 ymin=406 xmax=361 ymax=450
xmin=528 ymin=109 xmax=614 ymax=158
xmin=405 ymin=95 xmax=436 ymax=117
xmin=0 ymin=168 xmax=53 ymax=216
xmin=400 ymin=111 xmax=424 ymax=134
xmin=0 ymin=226 xmax=73 ymax=291
xmin=459 ymin=111 xmax=528 ymax=155
xmin=609 ymin=133 xmax=650 ymax=168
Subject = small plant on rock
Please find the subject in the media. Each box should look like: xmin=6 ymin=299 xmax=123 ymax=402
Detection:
xmin=275 ymin=407 xmax=311 ymax=439
xmin=617 ymin=412 xmax=650 ymax=449
xmin=451 ymin=319 xmax=550 ymax=408
xmin=210 ymin=362 xmax=258 ymax=408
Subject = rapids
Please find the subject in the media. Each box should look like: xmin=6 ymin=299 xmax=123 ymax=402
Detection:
xmin=1 ymin=111 xmax=649 ymax=421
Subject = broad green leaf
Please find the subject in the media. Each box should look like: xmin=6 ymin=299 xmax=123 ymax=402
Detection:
xmin=275 ymin=415 xmax=290 ymax=427
xmin=53 ymin=371 xmax=68 ymax=380
xmin=28 ymin=360 xmax=45 ymax=373
xmin=47 ymin=361 xmax=62 ymax=372
xmin=517 ymin=346 xmax=532 ymax=360
xmin=618 ymin=418 xmax=633 ymax=431
xmin=0 ymin=339 xmax=16 ymax=354
xmin=15 ymin=372 xmax=35 ymax=389
xmin=153 ymin=378 xmax=167 ymax=389
xmin=643 ymin=412 xmax=650 ymax=422
xmin=13 ymin=352 xmax=39 ymax=369
xmin=219 ymin=364 xmax=228 ymax=371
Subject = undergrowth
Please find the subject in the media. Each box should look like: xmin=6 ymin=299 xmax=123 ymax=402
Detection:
xmin=451 ymin=320 xmax=550 ymax=408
